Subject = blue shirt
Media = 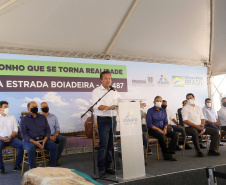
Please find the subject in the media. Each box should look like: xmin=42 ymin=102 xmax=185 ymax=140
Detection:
xmin=20 ymin=113 xmax=51 ymax=142
xmin=45 ymin=113 xmax=60 ymax=135
xmin=202 ymin=106 xmax=217 ymax=123
xmin=146 ymin=106 xmax=168 ymax=129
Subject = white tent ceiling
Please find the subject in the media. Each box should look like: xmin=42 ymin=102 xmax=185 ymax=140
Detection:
xmin=211 ymin=0 xmax=226 ymax=75
xmin=0 ymin=0 xmax=224 ymax=74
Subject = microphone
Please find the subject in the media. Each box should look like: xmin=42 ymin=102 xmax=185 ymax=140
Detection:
xmin=109 ymin=86 xmax=115 ymax=91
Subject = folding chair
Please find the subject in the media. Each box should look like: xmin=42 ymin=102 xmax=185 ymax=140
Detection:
xmin=3 ymin=146 xmax=17 ymax=164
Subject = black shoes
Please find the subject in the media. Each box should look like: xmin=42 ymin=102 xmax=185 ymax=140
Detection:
xmin=208 ymin=150 xmax=220 ymax=156
xmin=99 ymin=168 xmax=116 ymax=178
xmin=0 ymin=166 xmax=6 ymax=175
xmin=197 ymin=152 xmax=204 ymax=157
xmin=200 ymin=144 xmax=206 ymax=149
xmin=164 ymin=154 xmax=177 ymax=161
xmin=197 ymin=150 xmax=220 ymax=157
xmin=176 ymin=145 xmax=182 ymax=151
xmin=13 ymin=164 xmax=22 ymax=171
xmin=185 ymin=144 xmax=192 ymax=150
xmin=105 ymin=168 xmax=115 ymax=174
xmin=147 ymin=149 xmax=153 ymax=155
xmin=99 ymin=171 xmax=106 ymax=178
xmin=1 ymin=165 xmax=22 ymax=174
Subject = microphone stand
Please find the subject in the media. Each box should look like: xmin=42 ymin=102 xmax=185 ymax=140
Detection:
xmin=81 ymin=87 xmax=118 ymax=183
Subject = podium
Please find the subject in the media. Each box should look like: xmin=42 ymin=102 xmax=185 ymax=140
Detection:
xmin=115 ymin=99 xmax=146 ymax=181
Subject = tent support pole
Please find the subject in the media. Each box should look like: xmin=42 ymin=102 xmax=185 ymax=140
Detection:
xmin=208 ymin=0 xmax=215 ymax=98
xmin=104 ymin=0 xmax=140 ymax=57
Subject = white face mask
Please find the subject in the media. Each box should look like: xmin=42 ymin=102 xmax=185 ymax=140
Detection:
xmin=155 ymin=102 xmax=162 ymax=108
xmin=3 ymin=108 xmax=9 ymax=115
xmin=206 ymin=103 xmax=211 ymax=108
xmin=188 ymin=99 xmax=194 ymax=105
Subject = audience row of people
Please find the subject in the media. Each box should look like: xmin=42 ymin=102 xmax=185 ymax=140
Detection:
xmin=146 ymin=93 xmax=222 ymax=161
xmin=0 ymin=101 xmax=66 ymax=174
xmin=1 ymin=92 xmax=225 ymax=175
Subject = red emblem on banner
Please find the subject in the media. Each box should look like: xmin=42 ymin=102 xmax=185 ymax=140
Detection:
xmin=147 ymin=77 xmax=153 ymax=83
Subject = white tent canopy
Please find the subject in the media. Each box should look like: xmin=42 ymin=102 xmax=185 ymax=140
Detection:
xmin=0 ymin=0 xmax=225 ymax=74
xmin=211 ymin=0 xmax=226 ymax=75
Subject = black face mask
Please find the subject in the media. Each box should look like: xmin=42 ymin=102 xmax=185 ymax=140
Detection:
xmin=161 ymin=105 xmax=167 ymax=109
xmin=42 ymin=107 xmax=49 ymax=113
xmin=223 ymin=102 xmax=226 ymax=107
xmin=30 ymin=107 xmax=38 ymax=114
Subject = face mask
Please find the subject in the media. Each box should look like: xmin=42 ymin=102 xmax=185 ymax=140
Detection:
xmin=42 ymin=107 xmax=49 ymax=113
xmin=155 ymin=102 xmax=162 ymax=108
xmin=206 ymin=103 xmax=211 ymax=108
xmin=223 ymin=102 xmax=226 ymax=107
xmin=161 ymin=105 xmax=167 ymax=109
xmin=3 ymin=108 xmax=9 ymax=115
xmin=188 ymin=99 xmax=194 ymax=105
xmin=30 ymin=107 xmax=38 ymax=114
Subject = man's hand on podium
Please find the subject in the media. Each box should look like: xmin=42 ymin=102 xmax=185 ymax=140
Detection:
xmin=99 ymin=105 xmax=118 ymax=111
xmin=110 ymin=105 xmax=118 ymax=110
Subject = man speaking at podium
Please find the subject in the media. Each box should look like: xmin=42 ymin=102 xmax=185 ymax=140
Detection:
xmin=92 ymin=71 xmax=121 ymax=178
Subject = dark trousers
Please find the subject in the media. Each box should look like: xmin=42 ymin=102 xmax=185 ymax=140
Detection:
xmin=54 ymin=135 xmax=66 ymax=160
xmin=205 ymin=123 xmax=219 ymax=130
xmin=148 ymin=128 xmax=178 ymax=154
xmin=221 ymin=126 xmax=226 ymax=137
xmin=171 ymin=125 xmax=185 ymax=141
xmin=0 ymin=138 xmax=24 ymax=168
xmin=185 ymin=126 xmax=219 ymax=152
xmin=23 ymin=140 xmax=58 ymax=169
xmin=142 ymin=124 xmax=148 ymax=148
xmin=97 ymin=116 xmax=116 ymax=172
xmin=221 ymin=126 xmax=226 ymax=131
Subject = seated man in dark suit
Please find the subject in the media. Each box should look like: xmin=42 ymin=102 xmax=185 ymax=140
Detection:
xmin=146 ymin=96 xmax=178 ymax=161
xmin=20 ymin=101 xmax=58 ymax=169
xmin=177 ymin=100 xmax=187 ymax=126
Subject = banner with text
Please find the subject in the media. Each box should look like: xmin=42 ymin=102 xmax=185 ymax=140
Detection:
xmin=0 ymin=59 xmax=127 ymax=92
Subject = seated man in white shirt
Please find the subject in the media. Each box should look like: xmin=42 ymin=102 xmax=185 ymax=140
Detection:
xmin=182 ymin=93 xmax=220 ymax=157
xmin=218 ymin=97 xmax=226 ymax=131
xmin=0 ymin=101 xmax=24 ymax=174
xmin=162 ymin=100 xmax=191 ymax=150
xmin=202 ymin=98 xmax=219 ymax=130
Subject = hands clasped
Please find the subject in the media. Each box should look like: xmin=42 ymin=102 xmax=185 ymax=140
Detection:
xmin=34 ymin=140 xmax=45 ymax=149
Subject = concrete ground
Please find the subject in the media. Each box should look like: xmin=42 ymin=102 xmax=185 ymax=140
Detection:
xmin=1 ymin=143 xmax=226 ymax=185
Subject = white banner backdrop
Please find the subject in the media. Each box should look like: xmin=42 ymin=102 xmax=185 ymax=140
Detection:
xmin=0 ymin=54 xmax=208 ymax=133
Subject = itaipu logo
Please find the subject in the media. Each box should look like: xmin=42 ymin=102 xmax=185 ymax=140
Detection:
xmin=125 ymin=112 xmax=135 ymax=119
xmin=157 ymin=75 xmax=170 ymax=85
xmin=172 ymin=76 xmax=185 ymax=87
xmin=147 ymin=77 xmax=153 ymax=83
xmin=123 ymin=112 xmax=138 ymax=124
